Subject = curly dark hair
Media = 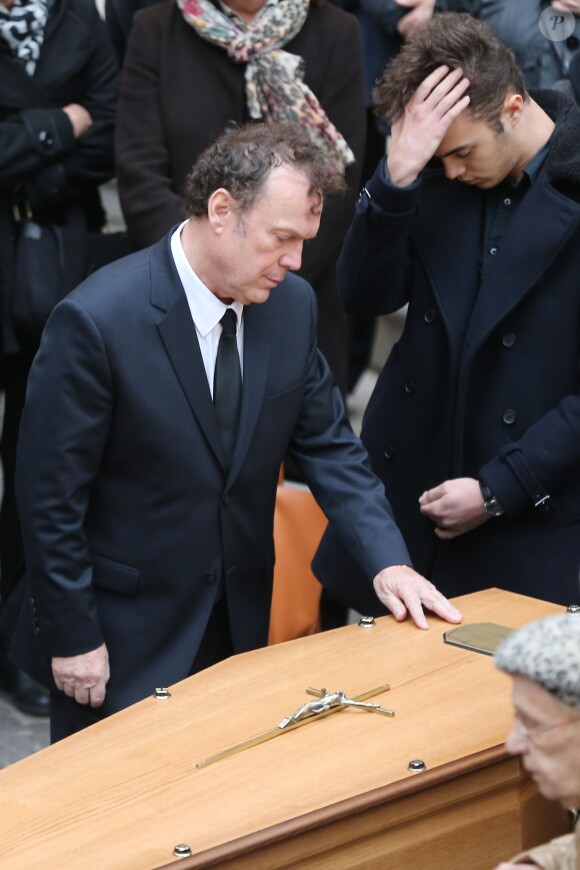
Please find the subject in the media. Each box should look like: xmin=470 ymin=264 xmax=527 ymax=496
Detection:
xmin=184 ymin=122 xmax=346 ymax=217
xmin=374 ymin=13 xmax=528 ymax=132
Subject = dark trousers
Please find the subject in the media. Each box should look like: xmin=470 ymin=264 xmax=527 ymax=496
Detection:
xmin=1 ymin=349 xmax=38 ymax=599
xmin=0 ymin=349 xmax=39 ymax=668
xmin=50 ymin=595 xmax=234 ymax=743
xmin=188 ymin=593 xmax=233 ymax=675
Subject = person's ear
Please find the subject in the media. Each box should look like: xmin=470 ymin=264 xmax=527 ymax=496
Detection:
xmin=503 ymin=91 xmax=524 ymax=127
xmin=208 ymin=188 xmax=233 ymax=235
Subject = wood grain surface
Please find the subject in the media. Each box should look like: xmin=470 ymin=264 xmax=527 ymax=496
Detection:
xmin=0 ymin=589 xmax=569 ymax=869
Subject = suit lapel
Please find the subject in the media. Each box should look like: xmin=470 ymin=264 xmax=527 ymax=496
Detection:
xmin=414 ymin=174 xmax=483 ymax=353
xmin=415 ymin=169 xmax=580 ymax=358
xmin=152 ymin=235 xmax=226 ymax=471
xmin=465 ymin=170 xmax=580 ymax=352
xmin=151 ymin=232 xmax=274 ymax=479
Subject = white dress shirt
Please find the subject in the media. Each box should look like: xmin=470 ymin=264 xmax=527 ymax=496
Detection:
xmin=171 ymin=221 xmax=244 ymax=398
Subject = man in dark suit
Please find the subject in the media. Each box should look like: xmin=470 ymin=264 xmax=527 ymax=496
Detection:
xmin=315 ymin=13 xmax=580 ymax=612
xmin=8 ymin=124 xmax=461 ymax=741
xmin=0 ymin=0 xmax=119 ymax=718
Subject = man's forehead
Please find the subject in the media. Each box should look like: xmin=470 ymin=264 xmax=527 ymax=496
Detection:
xmin=434 ymin=112 xmax=489 ymax=157
xmin=263 ymin=162 xmax=309 ymax=185
xmin=267 ymin=216 xmax=320 ymax=238
xmin=252 ymin=166 xmax=322 ymax=217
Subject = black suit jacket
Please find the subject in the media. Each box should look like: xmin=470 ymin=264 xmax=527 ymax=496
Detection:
xmin=10 ymin=229 xmax=410 ymax=715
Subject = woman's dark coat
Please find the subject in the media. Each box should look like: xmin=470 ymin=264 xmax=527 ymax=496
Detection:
xmin=115 ymin=0 xmax=366 ymax=389
xmin=0 ymin=0 xmax=118 ymax=354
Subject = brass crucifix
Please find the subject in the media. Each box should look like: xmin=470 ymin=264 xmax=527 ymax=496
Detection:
xmin=195 ymin=684 xmax=394 ymax=769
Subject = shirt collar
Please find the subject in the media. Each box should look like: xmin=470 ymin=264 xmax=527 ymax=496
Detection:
xmin=171 ymin=221 xmax=244 ymax=336
xmin=522 ymin=141 xmax=549 ymax=185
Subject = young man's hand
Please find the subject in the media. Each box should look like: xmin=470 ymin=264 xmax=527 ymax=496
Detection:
xmin=387 ymin=65 xmax=470 ymax=187
xmin=419 ymin=477 xmax=490 ymax=539
xmin=551 ymin=0 xmax=580 ymax=13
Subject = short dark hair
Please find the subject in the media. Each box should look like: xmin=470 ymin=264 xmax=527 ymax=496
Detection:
xmin=184 ymin=122 xmax=346 ymax=217
xmin=374 ymin=13 xmax=528 ymax=132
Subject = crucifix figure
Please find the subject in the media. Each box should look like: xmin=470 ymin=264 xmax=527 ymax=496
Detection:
xmin=195 ymin=684 xmax=394 ymax=768
xmin=278 ymin=688 xmax=393 ymax=728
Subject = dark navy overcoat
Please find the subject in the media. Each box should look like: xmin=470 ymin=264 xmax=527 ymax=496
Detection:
xmin=315 ymin=91 xmax=580 ymax=610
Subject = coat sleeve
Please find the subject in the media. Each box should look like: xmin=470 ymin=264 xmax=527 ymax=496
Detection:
xmin=336 ymin=158 xmax=420 ymax=317
xmin=479 ymin=393 xmax=580 ymax=518
xmin=508 ymin=831 xmax=577 ymax=869
xmin=115 ymin=8 xmax=188 ymax=248
xmin=15 ymin=299 xmax=114 ymax=658
xmin=289 ymin=286 xmax=412 ymax=582
xmin=24 ymin=5 xmax=119 ymax=208
xmin=0 ymin=108 xmax=76 ymax=183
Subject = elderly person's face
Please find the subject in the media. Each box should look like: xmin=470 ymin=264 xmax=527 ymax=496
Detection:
xmin=505 ymin=674 xmax=580 ymax=808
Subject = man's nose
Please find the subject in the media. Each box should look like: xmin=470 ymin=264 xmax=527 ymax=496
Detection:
xmin=505 ymin=724 xmax=527 ymax=756
xmin=444 ymin=159 xmax=465 ymax=180
xmin=280 ymin=241 xmax=303 ymax=272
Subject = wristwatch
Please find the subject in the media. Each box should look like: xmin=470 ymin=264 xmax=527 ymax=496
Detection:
xmin=479 ymin=482 xmax=504 ymax=518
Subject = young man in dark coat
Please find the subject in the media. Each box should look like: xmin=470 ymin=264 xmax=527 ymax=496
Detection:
xmin=315 ymin=13 xmax=580 ymax=611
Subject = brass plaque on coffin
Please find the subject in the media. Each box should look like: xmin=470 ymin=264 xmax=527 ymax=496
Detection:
xmin=444 ymin=623 xmax=514 ymax=656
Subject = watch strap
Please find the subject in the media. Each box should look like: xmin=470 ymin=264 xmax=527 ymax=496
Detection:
xmin=479 ymin=482 xmax=504 ymax=517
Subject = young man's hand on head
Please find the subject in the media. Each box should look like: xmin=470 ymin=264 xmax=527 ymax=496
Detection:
xmin=387 ymin=66 xmax=470 ymax=187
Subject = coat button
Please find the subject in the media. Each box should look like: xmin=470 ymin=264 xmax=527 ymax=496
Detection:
xmin=384 ymin=444 xmax=395 ymax=460
xmin=424 ymin=309 xmax=436 ymax=324
xmin=223 ymin=494 xmax=231 ymax=506
xmin=33 ymin=627 xmax=41 ymax=636
xmin=404 ymin=380 xmax=416 ymax=395
xmin=503 ymin=409 xmax=516 ymax=425
xmin=205 ymin=573 xmax=217 ymax=585
xmin=502 ymin=333 xmax=516 ymax=348
xmin=38 ymin=130 xmax=54 ymax=147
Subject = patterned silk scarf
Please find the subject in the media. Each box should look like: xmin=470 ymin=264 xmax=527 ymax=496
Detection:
xmin=0 ymin=0 xmax=48 ymax=75
xmin=178 ymin=0 xmax=355 ymax=172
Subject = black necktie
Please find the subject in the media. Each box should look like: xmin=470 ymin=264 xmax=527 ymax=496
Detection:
xmin=213 ymin=309 xmax=241 ymax=465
